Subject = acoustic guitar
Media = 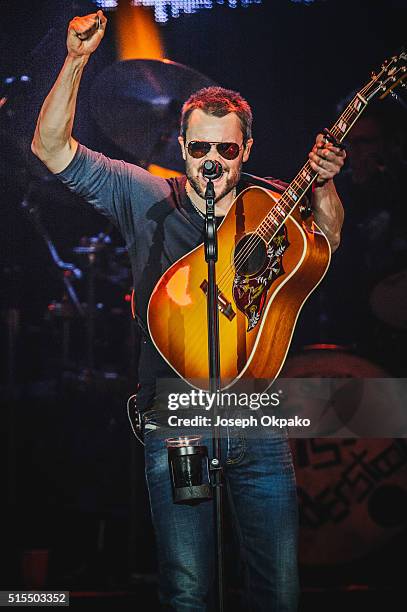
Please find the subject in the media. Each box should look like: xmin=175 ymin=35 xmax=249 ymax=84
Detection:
xmin=148 ymin=51 xmax=406 ymax=390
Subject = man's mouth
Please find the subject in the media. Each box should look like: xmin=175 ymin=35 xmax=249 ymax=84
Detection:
xmin=200 ymin=170 xmax=225 ymax=182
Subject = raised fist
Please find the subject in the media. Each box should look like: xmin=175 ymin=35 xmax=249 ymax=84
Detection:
xmin=67 ymin=10 xmax=107 ymax=58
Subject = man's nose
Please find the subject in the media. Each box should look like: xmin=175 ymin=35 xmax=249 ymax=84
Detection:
xmin=204 ymin=143 xmax=217 ymax=156
xmin=205 ymin=143 xmax=223 ymax=160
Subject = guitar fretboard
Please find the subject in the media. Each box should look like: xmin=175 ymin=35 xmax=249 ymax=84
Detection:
xmin=256 ymin=92 xmax=369 ymax=244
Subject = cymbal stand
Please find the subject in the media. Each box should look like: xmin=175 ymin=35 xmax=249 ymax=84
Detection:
xmin=20 ymin=185 xmax=84 ymax=371
xmin=21 ymin=187 xmax=84 ymax=316
xmin=85 ymin=247 xmax=101 ymax=374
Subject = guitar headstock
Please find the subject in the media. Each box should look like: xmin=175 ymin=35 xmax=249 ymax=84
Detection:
xmin=362 ymin=49 xmax=407 ymax=102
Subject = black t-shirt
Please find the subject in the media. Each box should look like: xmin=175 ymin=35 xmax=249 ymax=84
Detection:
xmin=56 ymin=143 xmax=287 ymax=409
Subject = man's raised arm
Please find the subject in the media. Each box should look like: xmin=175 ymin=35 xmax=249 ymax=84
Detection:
xmin=31 ymin=10 xmax=106 ymax=174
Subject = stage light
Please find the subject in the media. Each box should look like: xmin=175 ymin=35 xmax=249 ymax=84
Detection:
xmin=93 ymin=1 xmax=262 ymax=22
xmin=94 ymin=0 xmax=118 ymax=10
xmin=115 ymin=1 xmax=164 ymax=60
xmin=132 ymin=1 xmax=262 ymax=23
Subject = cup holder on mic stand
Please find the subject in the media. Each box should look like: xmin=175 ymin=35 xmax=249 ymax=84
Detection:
xmin=166 ymin=436 xmax=213 ymax=504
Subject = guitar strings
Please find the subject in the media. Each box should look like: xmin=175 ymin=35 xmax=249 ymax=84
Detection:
xmin=215 ymin=110 xmax=352 ymax=288
xmin=213 ymin=86 xmax=371 ymax=292
xmin=215 ymin=59 xmax=401 ymax=291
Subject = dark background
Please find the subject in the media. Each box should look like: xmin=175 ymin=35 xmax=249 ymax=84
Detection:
xmin=1 ymin=1 xmax=407 ymax=609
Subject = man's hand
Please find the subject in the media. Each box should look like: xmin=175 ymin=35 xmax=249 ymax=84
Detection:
xmin=67 ymin=10 xmax=107 ymax=58
xmin=308 ymin=133 xmax=346 ymax=186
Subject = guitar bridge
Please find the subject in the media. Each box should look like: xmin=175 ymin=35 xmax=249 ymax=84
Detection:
xmin=200 ymin=280 xmax=236 ymax=321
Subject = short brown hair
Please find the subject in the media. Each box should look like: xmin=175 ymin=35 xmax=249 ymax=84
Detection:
xmin=180 ymin=86 xmax=253 ymax=143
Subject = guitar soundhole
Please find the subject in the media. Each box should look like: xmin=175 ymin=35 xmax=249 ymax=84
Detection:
xmin=233 ymin=234 xmax=267 ymax=276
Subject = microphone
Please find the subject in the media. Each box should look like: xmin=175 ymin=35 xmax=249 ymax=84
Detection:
xmin=202 ymin=160 xmax=223 ymax=180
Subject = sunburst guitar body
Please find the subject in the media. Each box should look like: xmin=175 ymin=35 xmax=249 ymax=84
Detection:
xmin=148 ymin=186 xmax=330 ymax=390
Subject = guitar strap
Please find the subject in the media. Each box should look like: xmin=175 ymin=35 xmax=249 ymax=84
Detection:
xmin=132 ymin=310 xmax=149 ymax=338
xmin=240 ymin=172 xmax=313 ymax=217
xmin=240 ymin=172 xmax=287 ymax=194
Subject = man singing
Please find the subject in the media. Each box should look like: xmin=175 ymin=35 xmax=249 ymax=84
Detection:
xmin=32 ymin=10 xmax=345 ymax=611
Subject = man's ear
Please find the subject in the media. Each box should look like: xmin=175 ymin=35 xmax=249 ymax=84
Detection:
xmin=243 ymin=138 xmax=254 ymax=163
xmin=178 ymin=135 xmax=186 ymax=161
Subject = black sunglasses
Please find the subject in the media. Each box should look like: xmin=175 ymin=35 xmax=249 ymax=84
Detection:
xmin=187 ymin=141 xmax=243 ymax=160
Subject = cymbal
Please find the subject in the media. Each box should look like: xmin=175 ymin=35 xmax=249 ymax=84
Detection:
xmin=370 ymin=269 xmax=407 ymax=329
xmin=90 ymin=59 xmax=217 ymax=172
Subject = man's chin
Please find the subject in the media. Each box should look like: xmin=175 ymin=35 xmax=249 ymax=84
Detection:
xmin=189 ymin=177 xmax=235 ymax=203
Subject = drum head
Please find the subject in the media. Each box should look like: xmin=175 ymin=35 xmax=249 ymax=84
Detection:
xmin=283 ymin=348 xmax=407 ymax=566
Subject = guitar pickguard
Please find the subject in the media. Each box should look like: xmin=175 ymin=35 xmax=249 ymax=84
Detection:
xmin=232 ymin=227 xmax=289 ymax=331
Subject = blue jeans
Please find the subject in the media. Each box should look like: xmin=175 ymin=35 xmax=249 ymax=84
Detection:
xmin=143 ymin=410 xmax=299 ymax=611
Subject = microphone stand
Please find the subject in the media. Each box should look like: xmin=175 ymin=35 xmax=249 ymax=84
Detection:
xmin=203 ymin=165 xmax=224 ymax=612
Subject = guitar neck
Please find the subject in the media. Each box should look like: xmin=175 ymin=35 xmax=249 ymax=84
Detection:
xmin=256 ymin=47 xmax=407 ymax=244
xmin=257 ymin=92 xmax=370 ymax=245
